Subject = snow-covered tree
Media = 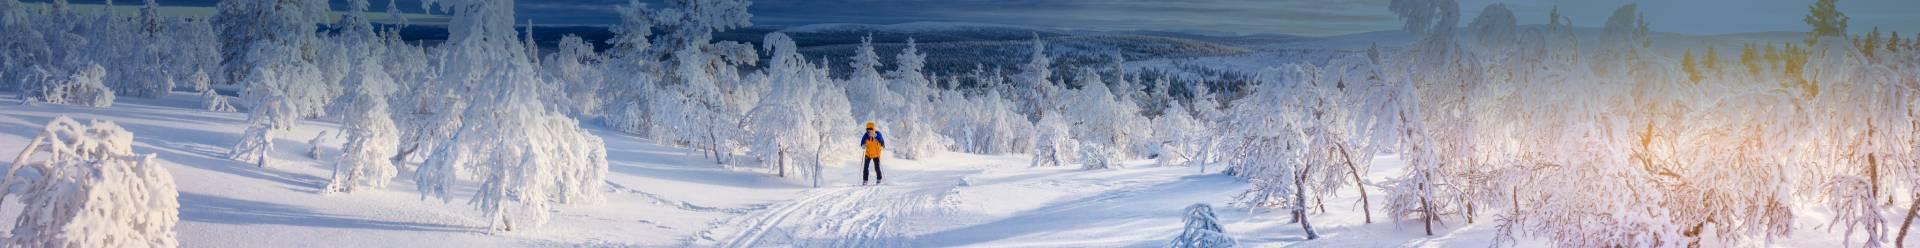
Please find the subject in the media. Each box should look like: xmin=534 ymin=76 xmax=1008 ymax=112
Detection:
xmin=937 ymin=66 xmax=1029 ymax=155
xmin=199 ymin=72 xmax=238 ymax=112
xmin=747 ymin=32 xmax=855 ymax=185
xmin=543 ymin=34 xmax=606 ymax=118
xmin=412 ymin=0 xmax=610 ymax=232
xmin=324 ymin=0 xmax=403 ymax=193
xmin=47 ymin=63 xmax=115 ymax=108
xmin=1061 ymin=68 xmax=1133 ymax=170
xmin=1186 ymin=80 xmax=1227 ymax=172
xmin=845 ymin=35 xmax=899 ymax=121
xmin=1170 ymin=204 xmax=1237 ymax=248
xmin=1150 ymin=100 xmax=1204 ymax=166
xmin=219 ymin=0 xmax=334 ymax=168
xmin=1031 ymin=109 xmax=1072 ymax=168
xmin=2 ymin=116 xmax=179 ymax=248
xmin=641 ymin=0 xmax=756 ymax=166
xmin=883 ymin=38 xmax=950 ymax=160
xmin=1013 ymin=35 xmax=1059 ymax=122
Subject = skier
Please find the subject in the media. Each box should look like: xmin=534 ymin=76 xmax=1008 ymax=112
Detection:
xmin=859 ymin=122 xmax=885 ymax=185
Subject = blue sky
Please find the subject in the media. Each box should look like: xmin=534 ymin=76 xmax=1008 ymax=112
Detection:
xmin=30 ymin=0 xmax=1920 ymax=36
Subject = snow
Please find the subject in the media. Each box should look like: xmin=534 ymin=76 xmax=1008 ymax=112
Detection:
xmin=0 ymin=93 xmax=1915 ymax=247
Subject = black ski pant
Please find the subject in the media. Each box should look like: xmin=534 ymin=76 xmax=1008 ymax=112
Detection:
xmin=863 ymin=157 xmax=883 ymax=182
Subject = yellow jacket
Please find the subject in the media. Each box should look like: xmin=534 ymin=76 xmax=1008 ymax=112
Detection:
xmin=860 ymin=130 xmax=885 ymax=158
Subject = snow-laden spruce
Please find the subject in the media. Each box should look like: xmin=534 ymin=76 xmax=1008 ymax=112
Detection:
xmin=410 ymin=0 xmax=609 ymax=232
xmin=2 ymin=116 xmax=180 ymax=248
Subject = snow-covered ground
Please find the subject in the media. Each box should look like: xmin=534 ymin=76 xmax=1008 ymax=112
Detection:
xmin=0 ymin=93 xmax=1906 ymax=247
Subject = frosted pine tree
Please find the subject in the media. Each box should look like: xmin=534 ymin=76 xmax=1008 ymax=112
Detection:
xmin=2 ymin=116 xmax=179 ymax=248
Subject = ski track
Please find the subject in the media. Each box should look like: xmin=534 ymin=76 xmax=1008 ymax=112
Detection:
xmin=714 ymin=166 xmax=965 ymax=248
xmin=720 ymin=186 xmax=857 ymax=248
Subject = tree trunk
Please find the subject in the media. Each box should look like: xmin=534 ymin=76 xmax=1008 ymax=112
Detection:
xmin=1316 ymin=197 xmax=1327 ymax=214
xmin=1465 ymin=202 xmax=1475 ymax=224
xmin=1870 ymin=154 xmax=1880 ymax=200
xmin=1336 ymin=143 xmax=1372 ymax=223
xmin=391 ymin=143 xmax=419 ymax=163
xmin=1422 ymin=196 xmax=1434 ymax=236
xmin=1898 ymin=193 xmax=1920 ymax=248
xmin=777 ymin=149 xmax=786 ymax=178
xmin=1296 ymin=165 xmax=1319 ymax=240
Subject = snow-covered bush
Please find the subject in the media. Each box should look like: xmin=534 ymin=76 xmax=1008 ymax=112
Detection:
xmin=1170 ymin=204 xmax=1236 ymax=248
xmin=2 ymin=116 xmax=179 ymax=248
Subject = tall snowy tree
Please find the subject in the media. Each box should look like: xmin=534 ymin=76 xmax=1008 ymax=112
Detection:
xmin=412 ymin=0 xmax=610 ymax=232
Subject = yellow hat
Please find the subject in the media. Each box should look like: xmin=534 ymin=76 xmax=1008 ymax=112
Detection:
xmin=866 ymin=122 xmax=875 ymax=129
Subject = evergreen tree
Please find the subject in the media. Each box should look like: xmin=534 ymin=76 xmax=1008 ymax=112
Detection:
xmin=1741 ymin=43 xmax=1762 ymax=76
xmin=1681 ymin=49 xmax=1702 ymax=83
xmin=1862 ymin=26 xmax=1881 ymax=58
xmin=1890 ymin=32 xmax=1903 ymax=53
xmin=1804 ymin=0 xmax=1848 ymax=45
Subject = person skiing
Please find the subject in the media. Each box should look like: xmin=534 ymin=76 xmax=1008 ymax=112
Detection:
xmin=859 ymin=122 xmax=885 ymax=185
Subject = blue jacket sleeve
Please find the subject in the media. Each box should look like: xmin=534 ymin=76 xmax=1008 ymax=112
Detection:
xmin=876 ymin=132 xmax=886 ymax=147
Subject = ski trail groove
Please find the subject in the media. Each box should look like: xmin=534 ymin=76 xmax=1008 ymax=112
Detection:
xmin=722 ymin=187 xmax=854 ymax=248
